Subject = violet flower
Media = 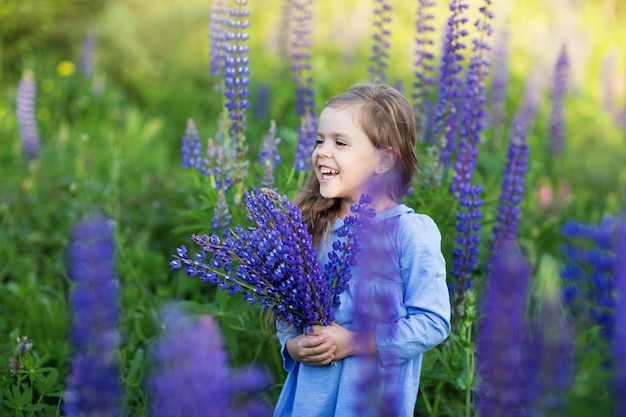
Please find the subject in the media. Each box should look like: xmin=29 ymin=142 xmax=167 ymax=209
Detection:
xmin=223 ymin=0 xmax=251 ymax=185
xmin=369 ymin=0 xmax=392 ymax=83
xmin=614 ymin=213 xmax=626 ymax=416
xmin=476 ymin=240 xmax=530 ymax=417
xmin=212 ymin=189 xmax=233 ymax=230
xmin=412 ymin=0 xmax=436 ymax=135
xmin=491 ymin=115 xmax=529 ymax=250
xmin=291 ymin=0 xmax=317 ymax=173
xmin=430 ymin=0 xmax=469 ymax=166
xmin=209 ymin=0 xmax=229 ymax=79
xmin=181 ymin=118 xmax=203 ymax=170
xmin=258 ymin=120 xmax=281 ymax=188
xmin=488 ymin=28 xmax=510 ymax=145
xmin=561 ymin=216 xmax=617 ymax=340
xmin=170 ymin=188 xmax=374 ymax=331
xmin=63 ymin=214 xmax=120 ymax=417
xmin=549 ymin=45 xmax=569 ymax=158
xmin=79 ymin=27 xmax=97 ymax=78
xmin=149 ymin=304 xmax=271 ymax=417
xmin=16 ymin=71 xmax=40 ymax=161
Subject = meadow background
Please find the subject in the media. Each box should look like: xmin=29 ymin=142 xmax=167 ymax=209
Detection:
xmin=1 ymin=0 xmax=626 ymax=416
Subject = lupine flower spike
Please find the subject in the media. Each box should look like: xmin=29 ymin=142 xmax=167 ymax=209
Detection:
xmin=16 ymin=70 xmax=41 ymax=161
xmin=79 ymin=27 xmax=97 ymax=78
xmin=149 ymin=305 xmax=271 ymax=417
xmin=561 ymin=216 xmax=617 ymax=339
xmin=433 ymin=0 xmax=469 ymax=171
xmin=476 ymin=241 xmax=531 ymax=416
xmin=223 ymin=0 xmax=251 ymax=192
xmin=258 ymin=120 xmax=281 ymax=189
xmin=291 ymin=0 xmax=317 ymax=174
xmin=614 ymin=213 xmax=626 ymax=416
xmin=449 ymin=0 xmax=492 ymax=305
xmin=209 ymin=0 xmax=229 ymax=81
xmin=488 ymin=29 xmax=510 ymax=150
xmin=369 ymin=0 xmax=392 ymax=83
xmin=171 ymin=188 xmax=374 ymax=331
xmin=490 ymin=115 xmax=529 ymax=251
xmin=64 ymin=214 xmax=120 ymax=417
xmin=412 ymin=0 xmax=436 ymax=137
xmin=549 ymin=45 xmax=569 ymax=159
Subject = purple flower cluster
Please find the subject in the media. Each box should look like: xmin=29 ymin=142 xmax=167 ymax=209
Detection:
xmin=476 ymin=241 xmax=530 ymax=416
xmin=430 ymin=0 xmax=469 ymax=165
xmin=561 ymin=216 xmax=617 ymax=339
xmin=79 ymin=27 xmax=97 ymax=78
xmin=369 ymin=0 xmax=392 ymax=83
xmin=16 ymin=71 xmax=41 ymax=161
xmin=549 ymin=45 xmax=569 ymax=158
xmin=149 ymin=305 xmax=270 ymax=417
xmin=170 ymin=188 xmax=373 ymax=331
xmin=491 ymin=119 xmax=529 ymax=250
xmin=449 ymin=0 xmax=492 ymax=300
xmin=64 ymin=214 xmax=120 ymax=417
xmin=614 ymin=213 xmax=626 ymax=416
xmin=488 ymin=29 xmax=510 ymax=143
xmin=209 ymin=0 xmax=229 ymax=79
xmin=181 ymin=118 xmax=203 ymax=171
xmin=412 ymin=0 xmax=436 ymax=133
xmin=258 ymin=120 xmax=281 ymax=188
xmin=290 ymin=0 xmax=317 ymax=172
xmin=212 ymin=189 xmax=233 ymax=230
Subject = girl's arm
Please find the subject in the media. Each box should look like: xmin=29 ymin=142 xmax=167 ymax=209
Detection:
xmin=375 ymin=214 xmax=451 ymax=367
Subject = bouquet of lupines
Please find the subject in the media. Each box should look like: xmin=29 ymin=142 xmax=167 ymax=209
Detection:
xmin=170 ymin=188 xmax=374 ymax=330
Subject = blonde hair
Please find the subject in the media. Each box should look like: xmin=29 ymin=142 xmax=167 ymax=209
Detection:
xmin=294 ymin=83 xmax=418 ymax=247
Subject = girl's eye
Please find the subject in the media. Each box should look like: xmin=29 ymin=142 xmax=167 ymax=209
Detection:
xmin=315 ymin=138 xmax=324 ymax=146
xmin=336 ymin=140 xmax=347 ymax=146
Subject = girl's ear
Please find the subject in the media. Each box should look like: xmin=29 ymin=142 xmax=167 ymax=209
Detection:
xmin=375 ymin=147 xmax=398 ymax=174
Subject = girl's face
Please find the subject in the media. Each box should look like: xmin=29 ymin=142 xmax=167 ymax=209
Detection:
xmin=312 ymin=105 xmax=389 ymax=216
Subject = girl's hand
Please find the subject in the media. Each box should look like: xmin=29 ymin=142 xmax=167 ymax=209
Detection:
xmin=285 ymin=333 xmax=337 ymax=366
xmin=310 ymin=323 xmax=378 ymax=359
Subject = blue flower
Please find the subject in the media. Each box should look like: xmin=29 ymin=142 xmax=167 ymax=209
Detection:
xmin=369 ymin=0 xmax=393 ymax=82
xmin=64 ymin=214 xmax=120 ymax=417
xmin=613 ymin=213 xmax=626 ymax=415
xmin=412 ymin=0 xmax=437 ymax=135
xmin=171 ymin=188 xmax=373 ymax=331
xmin=258 ymin=120 xmax=281 ymax=188
xmin=16 ymin=71 xmax=40 ymax=161
xmin=549 ymin=45 xmax=569 ymax=158
xmin=476 ymin=240 xmax=530 ymax=416
xmin=149 ymin=305 xmax=270 ymax=417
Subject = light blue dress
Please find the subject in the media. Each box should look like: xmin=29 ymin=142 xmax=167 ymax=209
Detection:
xmin=273 ymin=204 xmax=451 ymax=417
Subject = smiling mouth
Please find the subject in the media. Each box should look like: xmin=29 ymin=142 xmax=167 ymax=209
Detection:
xmin=319 ymin=166 xmax=339 ymax=180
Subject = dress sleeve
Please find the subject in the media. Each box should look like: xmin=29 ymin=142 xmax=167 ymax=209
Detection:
xmin=374 ymin=214 xmax=451 ymax=367
xmin=276 ymin=320 xmax=301 ymax=372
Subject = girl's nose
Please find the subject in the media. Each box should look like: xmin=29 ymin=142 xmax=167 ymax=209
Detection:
xmin=316 ymin=142 xmax=331 ymax=158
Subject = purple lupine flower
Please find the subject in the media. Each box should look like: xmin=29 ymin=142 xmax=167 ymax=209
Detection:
xmin=149 ymin=304 xmax=271 ymax=417
xmin=524 ymin=298 xmax=573 ymax=416
xmin=429 ymin=0 xmax=469 ymax=169
xmin=449 ymin=0 xmax=492 ymax=300
xmin=290 ymin=0 xmax=317 ymax=173
xmin=476 ymin=240 xmax=530 ymax=417
xmin=614 ymin=213 xmax=626 ymax=416
xmin=64 ymin=214 xmax=120 ymax=417
xmin=412 ymin=0 xmax=436 ymax=136
xmin=369 ymin=0 xmax=392 ymax=83
xmin=258 ymin=120 xmax=281 ymax=188
xmin=223 ymin=0 xmax=251 ymax=184
xmin=171 ymin=188 xmax=373 ymax=331
xmin=293 ymin=111 xmax=317 ymax=172
xmin=561 ymin=216 xmax=617 ymax=339
xmin=209 ymin=0 xmax=229 ymax=79
xmin=8 ymin=336 xmax=34 ymax=376
xmin=491 ymin=114 xmax=529 ymax=250
xmin=488 ymin=28 xmax=510 ymax=147
xmin=549 ymin=45 xmax=569 ymax=158
xmin=252 ymin=82 xmax=271 ymax=121
xmin=323 ymin=194 xmax=375 ymax=309
xmin=212 ymin=189 xmax=233 ymax=230
xmin=16 ymin=71 xmax=41 ymax=161
xmin=79 ymin=27 xmax=97 ymax=78
xmin=181 ymin=118 xmax=203 ymax=170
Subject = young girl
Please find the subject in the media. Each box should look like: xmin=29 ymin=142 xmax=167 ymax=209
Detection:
xmin=273 ymin=83 xmax=451 ymax=417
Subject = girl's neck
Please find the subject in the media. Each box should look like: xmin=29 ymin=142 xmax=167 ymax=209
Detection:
xmin=338 ymin=196 xmax=397 ymax=219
